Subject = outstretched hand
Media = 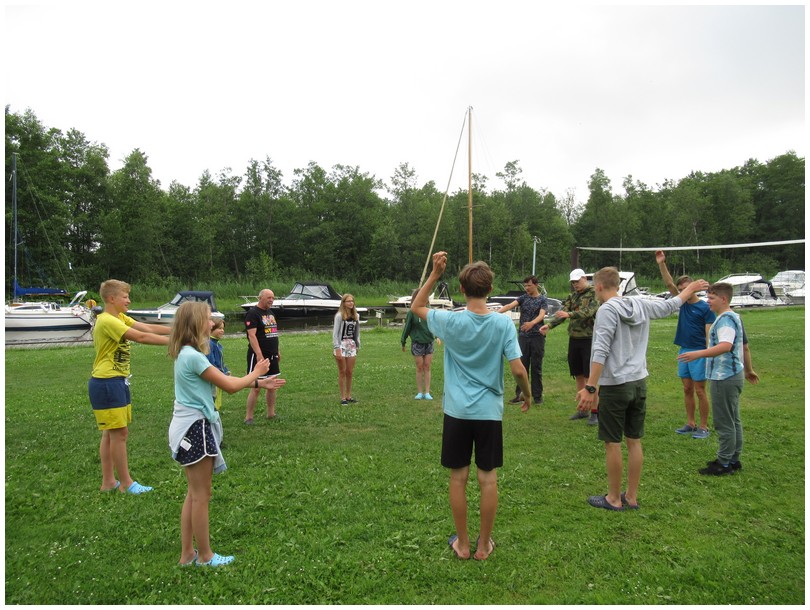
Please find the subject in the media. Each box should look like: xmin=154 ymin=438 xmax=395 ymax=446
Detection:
xmin=655 ymin=249 xmax=666 ymax=265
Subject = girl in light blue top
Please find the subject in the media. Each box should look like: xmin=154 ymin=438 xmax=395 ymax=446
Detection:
xmin=168 ymin=301 xmax=286 ymax=568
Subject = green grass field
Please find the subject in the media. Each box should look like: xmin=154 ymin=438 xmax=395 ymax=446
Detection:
xmin=4 ymin=307 xmax=805 ymax=604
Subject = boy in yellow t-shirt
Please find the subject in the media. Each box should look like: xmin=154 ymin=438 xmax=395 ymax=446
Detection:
xmin=89 ymin=280 xmax=170 ymax=494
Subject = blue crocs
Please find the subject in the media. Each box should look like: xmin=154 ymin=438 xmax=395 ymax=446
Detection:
xmin=124 ymin=481 xmax=153 ymax=495
xmin=196 ymin=552 xmax=235 ymax=567
xmin=415 ymin=393 xmax=424 ymax=400
xmin=423 ymin=393 xmax=433 ymax=400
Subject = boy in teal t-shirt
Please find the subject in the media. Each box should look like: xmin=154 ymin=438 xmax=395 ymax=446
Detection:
xmin=411 ymin=252 xmax=531 ymax=561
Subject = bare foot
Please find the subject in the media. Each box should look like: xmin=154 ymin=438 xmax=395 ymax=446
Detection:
xmin=473 ymin=537 xmax=495 ymax=561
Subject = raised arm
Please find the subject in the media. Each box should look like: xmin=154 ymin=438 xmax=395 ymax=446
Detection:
xmin=412 ymin=252 xmax=447 ymax=321
xmin=655 ymin=250 xmax=679 ymax=296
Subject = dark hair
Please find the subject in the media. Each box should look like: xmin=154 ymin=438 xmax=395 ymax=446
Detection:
xmin=459 ymin=261 xmax=493 ymax=298
xmin=522 ymin=275 xmax=538 ymax=285
xmin=675 ymin=274 xmax=693 ymax=287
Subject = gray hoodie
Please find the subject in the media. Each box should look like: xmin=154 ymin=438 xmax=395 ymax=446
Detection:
xmin=591 ymin=296 xmax=683 ymax=386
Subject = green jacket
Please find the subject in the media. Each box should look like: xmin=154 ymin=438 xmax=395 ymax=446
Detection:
xmin=546 ymin=286 xmax=599 ymax=338
xmin=400 ymin=311 xmax=435 ymax=345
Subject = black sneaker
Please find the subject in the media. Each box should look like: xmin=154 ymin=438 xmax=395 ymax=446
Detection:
xmin=699 ymin=460 xmax=733 ymax=476
xmin=569 ymin=411 xmax=589 ymax=420
xmin=340 ymin=399 xmax=349 ymax=406
xmin=347 ymin=398 xmax=358 ymax=404
xmin=508 ymin=396 xmax=522 ymax=404
xmin=729 ymin=461 xmax=743 ymax=472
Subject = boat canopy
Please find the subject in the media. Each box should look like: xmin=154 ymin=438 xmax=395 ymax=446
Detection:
xmin=168 ymin=291 xmax=219 ymax=311
xmin=13 ymin=279 xmax=68 ymax=299
xmin=287 ymin=283 xmax=343 ymax=300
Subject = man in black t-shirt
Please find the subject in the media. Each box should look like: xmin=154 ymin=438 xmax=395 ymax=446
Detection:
xmin=244 ymin=289 xmax=281 ymax=423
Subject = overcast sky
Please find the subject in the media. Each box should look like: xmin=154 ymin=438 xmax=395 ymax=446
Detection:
xmin=4 ymin=1 xmax=805 ymax=202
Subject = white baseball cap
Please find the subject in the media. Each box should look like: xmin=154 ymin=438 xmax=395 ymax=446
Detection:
xmin=569 ymin=268 xmax=587 ymax=282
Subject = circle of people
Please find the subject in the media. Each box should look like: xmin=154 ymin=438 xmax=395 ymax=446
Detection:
xmin=87 ymin=249 xmax=758 ymax=565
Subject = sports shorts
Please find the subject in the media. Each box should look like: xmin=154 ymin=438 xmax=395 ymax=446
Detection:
xmin=246 ymin=351 xmax=280 ymax=376
xmin=410 ymin=341 xmax=434 ymax=357
xmin=678 ymin=348 xmax=707 ymax=382
xmin=441 ymin=414 xmax=503 ymax=471
xmin=173 ymin=418 xmax=220 ymax=467
xmin=89 ymin=376 xmax=132 ymax=430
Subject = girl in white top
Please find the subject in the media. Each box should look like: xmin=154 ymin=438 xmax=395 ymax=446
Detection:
xmin=168 ymin=301 xmax=285 ymax=567
xmin=332 ymin=293 xmax=361 ymax=405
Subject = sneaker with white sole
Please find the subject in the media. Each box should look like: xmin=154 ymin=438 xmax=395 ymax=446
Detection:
xmin=415 ymin=393 xmax=424 ymax=400
xmin=587 ymin=413 xmax=599 ymax=426
xmin=691 ymin=428 xmax=710 ymax=439
xmin=675 ymin=424 xmax=697 ymax=435
xmin=423 ymin=393 xmax=433 ymax=400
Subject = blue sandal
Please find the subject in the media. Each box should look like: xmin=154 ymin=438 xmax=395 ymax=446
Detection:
xmin=124 ymin=481 xmax=153 ymax=495
xmin=196 ymin=552 xmax=235 ymax=567
xmin=179 ymin=551 xmax=198 ymax=567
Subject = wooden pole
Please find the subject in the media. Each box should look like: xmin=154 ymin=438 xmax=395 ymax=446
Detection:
xmin=467 ymin=106 xmax=473 ymax=265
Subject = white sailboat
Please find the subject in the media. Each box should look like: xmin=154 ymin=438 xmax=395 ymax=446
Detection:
xmin=5 ymin=153 xmax=95 ymax=345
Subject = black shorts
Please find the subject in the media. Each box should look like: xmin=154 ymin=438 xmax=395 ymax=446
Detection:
xmin=441 ymin=414 xmax=503 ymax=471
xmin=174 ymin=419 xmax=219 ymax=467
xmin=246 ymin=351 xmax=280 ymax=376
xmin=568 ymin=337 xmax=592 ymax=378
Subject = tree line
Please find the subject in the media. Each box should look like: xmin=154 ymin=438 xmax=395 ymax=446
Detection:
xmin=5 ymin=106 xmax=805 ymax=297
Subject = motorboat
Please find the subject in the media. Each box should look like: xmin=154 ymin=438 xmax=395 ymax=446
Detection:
xmin=127 ymin=291 xmax=226 ymax=324
xmin=582 ymin=271 xmax=663 ymax=301
xmin=5 ymin=290 xmax=95 ymax=345
xmin=713 ymin=273 xmax=786 ymax=308
xmin=388 ymin=281 xmax=457 ymax=314
xmin=769 ymin=270 xmax=805 ymax=298
xmin=240 ymin=282 xmax=368 ymax=319
xmin=784 ymin=285 xmax=805 ymax=306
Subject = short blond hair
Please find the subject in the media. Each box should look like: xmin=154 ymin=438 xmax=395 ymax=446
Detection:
xmin=168 ymin=301 xmax=211 ymax=359
xmin=99 ymin=279 xmax=131 ymax=302
xmin=593 ymin=267 xmax=620 ymax=290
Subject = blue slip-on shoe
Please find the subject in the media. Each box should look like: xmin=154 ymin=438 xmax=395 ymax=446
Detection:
xmin=124 ymin=481 xmax=153 ymax=495
xmin=415 ymin=393 xmax=424 ymax=400
xmin=195 ymin=552 xmax=234 ymax=567
xmin=423 ymin=393 xmax=433 ymax=400
xmin=691 ymin=428 xmax=710 ymax=439
xmin=178 ymin=551 xmax=198 ymax=567
xmin=675 ymin=424 xmax=697 ymax=435
xmin=620 ymin=491 xmax=640 ymax=509
xmin=102 ymin=481 xmax=120 ymax=493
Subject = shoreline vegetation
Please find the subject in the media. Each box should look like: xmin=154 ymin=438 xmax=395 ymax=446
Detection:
xmin=4 ymin=307 xmax=804 ymax=604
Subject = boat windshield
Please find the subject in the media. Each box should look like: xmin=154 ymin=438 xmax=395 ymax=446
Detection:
xmin=289 ymin=284 xmax=333 ymax=300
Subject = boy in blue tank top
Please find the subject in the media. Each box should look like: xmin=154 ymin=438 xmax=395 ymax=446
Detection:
xmin=411 ymin=252 xmax=531 ymax=561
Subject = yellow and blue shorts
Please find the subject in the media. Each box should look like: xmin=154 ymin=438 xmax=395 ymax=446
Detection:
xmin=89 ymin=376 xmax=132 ymax=430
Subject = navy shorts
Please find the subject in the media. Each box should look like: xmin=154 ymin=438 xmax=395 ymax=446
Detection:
xmin=441 ymin=414 xmax=503 ymax=471
xmin=174 ymin=419 xmax=219 ymax=467
xmin=88 ymin=376 xmax=131 ymax=410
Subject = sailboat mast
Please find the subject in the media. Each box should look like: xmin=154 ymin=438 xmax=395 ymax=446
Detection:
xmin=467 ymin=106 xmax=473 ymax=265
xmin=12 ymin=152 xmax=18 ymax=301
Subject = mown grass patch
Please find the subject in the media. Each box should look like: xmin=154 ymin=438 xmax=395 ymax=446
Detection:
xmin=4 ymin=307 xmax=804 ymax=604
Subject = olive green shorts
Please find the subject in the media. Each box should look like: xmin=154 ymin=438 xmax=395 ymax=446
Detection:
xmin=597 ymin=379 xmax=647 ymax=443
